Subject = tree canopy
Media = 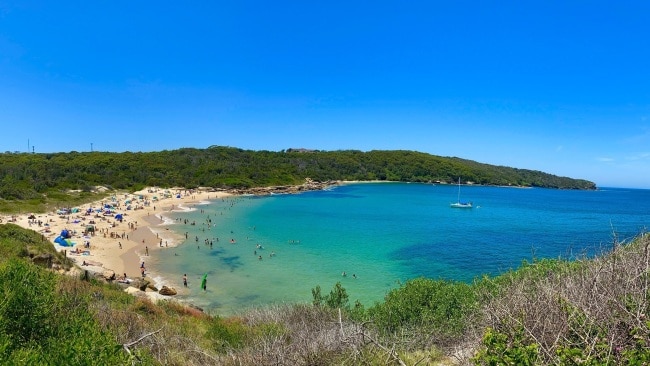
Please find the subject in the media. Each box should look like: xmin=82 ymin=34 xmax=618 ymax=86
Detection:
xmin=0 ymin=146 xmax=596 ymax=200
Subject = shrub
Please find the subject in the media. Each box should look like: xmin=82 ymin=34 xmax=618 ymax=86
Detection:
xmin=367 ymin=277 xmax=477 ymax=338
xmin=472 ymin=327 xmax=539 ymax=365
xmin=311 ymin=282 xmax=349 ymax=310
xmin=207 ymin=316 xmax=249 ymax=353
xmin=0 ymin=259 xmax=56 ymax=350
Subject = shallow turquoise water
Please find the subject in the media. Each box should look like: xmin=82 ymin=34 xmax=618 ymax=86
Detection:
xmin=152 ymin=183 xmax=650 ymax=314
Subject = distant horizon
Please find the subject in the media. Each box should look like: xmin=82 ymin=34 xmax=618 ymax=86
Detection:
xmin=2 ymin=2 xmax=649 ymax=189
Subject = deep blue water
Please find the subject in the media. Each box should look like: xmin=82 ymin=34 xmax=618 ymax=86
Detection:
xmin=152 ymin=183 xmax=650 ymax=314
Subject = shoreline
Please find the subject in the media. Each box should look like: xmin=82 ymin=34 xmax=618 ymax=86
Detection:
xmin=2 ymin=187 xmax=231 ymax=299
xmin=0 ymin=180 xmax=338 ymax=302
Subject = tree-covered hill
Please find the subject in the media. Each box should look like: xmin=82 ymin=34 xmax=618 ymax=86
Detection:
xmin=0 ymin=146 xmax=595 ymax=200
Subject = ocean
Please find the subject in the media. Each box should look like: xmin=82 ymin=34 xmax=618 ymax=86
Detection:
xmin=150 ymin=182 xmax=650 ymax=315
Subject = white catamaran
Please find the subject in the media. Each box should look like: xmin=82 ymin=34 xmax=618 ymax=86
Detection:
xmin=450 ymin=177 xmax=473 ymax=208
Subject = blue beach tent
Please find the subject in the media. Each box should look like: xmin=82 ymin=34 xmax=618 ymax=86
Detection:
xmin=54 ymin=236 xmax=75 ymax=247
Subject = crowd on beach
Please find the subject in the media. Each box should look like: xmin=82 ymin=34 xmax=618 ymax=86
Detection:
xmin=1 ymin=187 xmax=227 ymax=300
xmin=3 ymin=183 xmax=361 ymax=306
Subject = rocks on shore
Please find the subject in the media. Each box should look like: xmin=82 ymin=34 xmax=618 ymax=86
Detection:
xmin=227 ymin=179 xmax=339 ymax=196
xmin=158 ymin=286 xmax=177 ymax=296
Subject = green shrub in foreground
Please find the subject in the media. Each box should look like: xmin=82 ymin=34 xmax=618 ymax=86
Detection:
xmin=0 ymin=259 xmax=131 ymax=365
xmin=367 ymin=277 xmax=477 ymax=337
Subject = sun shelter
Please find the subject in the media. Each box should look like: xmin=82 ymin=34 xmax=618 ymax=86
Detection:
xmin=54 ymin=235 xmax=75 ymax=247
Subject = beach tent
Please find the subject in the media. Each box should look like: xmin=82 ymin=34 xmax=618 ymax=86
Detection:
xmin=60 ymin=229 xmax=71 ymax=238
xmin=54 ymin=236 xmax=75 ymax=247
xmin=71 ymin=208 xmax=80 ymax=213
xmin=176 ymin=194 xmax=181 ymax=198
xmin=84 ymin=225 xmax=95 ymax=234
xmin=115 ymin=214 xmax=123 ymax=221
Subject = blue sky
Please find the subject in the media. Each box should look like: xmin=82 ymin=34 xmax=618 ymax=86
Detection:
xmin=1 ymin=2 xmax=649 ymax=188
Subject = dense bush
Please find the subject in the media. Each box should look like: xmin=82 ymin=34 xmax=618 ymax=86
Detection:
xmin=472 ymin=234 xmax=650 ymax=365
xmin=0 ymin=259 xmax=130 ymax=365
xmin=0 ymin=147 xmax=596 ymax=203
xmin=367 ymin=277 xmax=478 ymax=341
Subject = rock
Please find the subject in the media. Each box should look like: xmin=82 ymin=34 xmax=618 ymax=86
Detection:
xmin=130 ymin=278 xmax=149 ymax=291
xmin=32 ymin=253 xmax=53 ymax=268
xmin=124 ymin=286 xmax=147 ymax=298
xmin=158 ymin=286 xmax=177 ymax=296
xmin=102 ymin=270 xmax=116 ymax=281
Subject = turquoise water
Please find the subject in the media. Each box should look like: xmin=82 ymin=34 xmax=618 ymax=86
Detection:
xmin=153 ymin=183 xmax=650 ymax=314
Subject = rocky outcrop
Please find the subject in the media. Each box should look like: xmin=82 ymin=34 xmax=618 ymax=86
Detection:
xmin=229 ymin=179 xmax=339 ymax=196
xmin=159 ymin=286 xmax=177 ymax=296
xmin=130 ymin=278 xmax=150 ymax=291
xmin=32 ymin=253 xmax=53 ymax=268
xmin=102 ymin=270 xmax=116 ymax=281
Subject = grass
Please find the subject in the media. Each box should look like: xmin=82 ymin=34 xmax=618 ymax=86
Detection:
xmin=0 ymin=189 xmax=111 ymax=214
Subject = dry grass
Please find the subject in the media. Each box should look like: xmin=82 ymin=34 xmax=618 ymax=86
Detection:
xmin=474 ymin=231 xmax=650 ymax=363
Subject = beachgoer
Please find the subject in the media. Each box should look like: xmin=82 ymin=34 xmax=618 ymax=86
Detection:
xmin=145 ymin=246 xmax=149 ymax=256
xmin=183 ymin=274 xmax=187 ymax=287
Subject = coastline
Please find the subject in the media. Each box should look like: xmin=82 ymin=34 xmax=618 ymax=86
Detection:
xmin=2 ymin=187 xmax=230 ymax=299
xmin=0 ymin=180 xmax=337 ymax=302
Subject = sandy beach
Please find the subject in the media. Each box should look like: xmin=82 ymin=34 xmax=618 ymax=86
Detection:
xmin=2 ymin=187 xmax=231 ymax=286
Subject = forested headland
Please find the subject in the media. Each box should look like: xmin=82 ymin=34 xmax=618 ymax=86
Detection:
xmin=0 ymin=146 xmax=595 ymax=202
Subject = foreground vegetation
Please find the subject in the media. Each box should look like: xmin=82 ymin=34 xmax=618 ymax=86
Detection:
xmin=1 ymin=221 xmax=648 ymax=365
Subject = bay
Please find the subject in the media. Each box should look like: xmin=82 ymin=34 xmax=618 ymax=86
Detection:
xmin=151 ymin=182 xmax=650 ymax=314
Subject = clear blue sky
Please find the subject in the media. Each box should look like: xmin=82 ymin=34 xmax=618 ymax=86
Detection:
xmin=1 ymin=2 xmax=649 ymax=188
